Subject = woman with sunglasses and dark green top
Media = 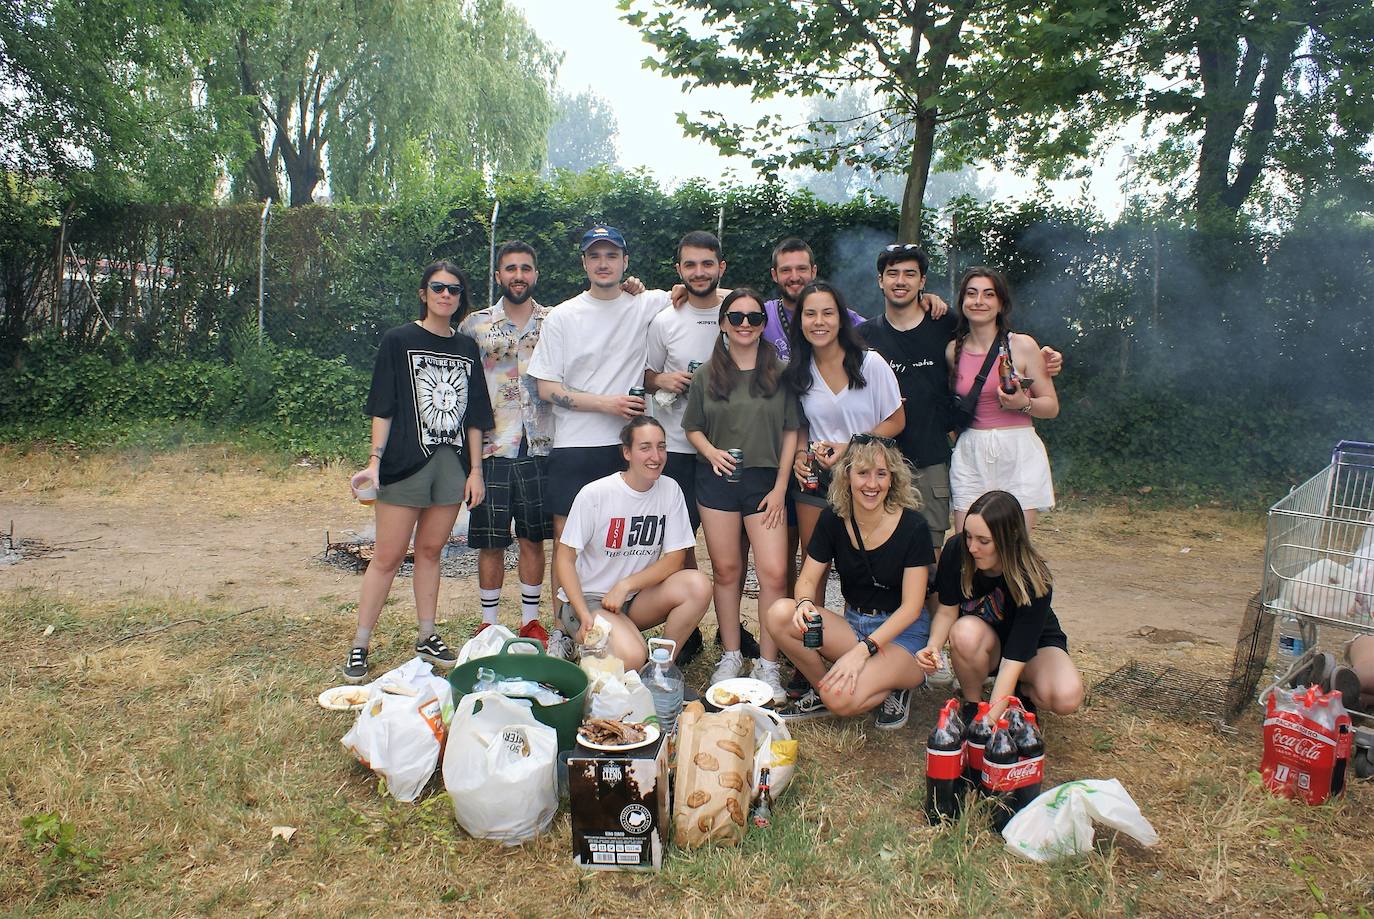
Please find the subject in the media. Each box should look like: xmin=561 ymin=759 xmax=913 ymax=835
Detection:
xmin=681 ymin=288 xmax=802 ymax=702
xmin=341 ymin=261 xmax=495 ymax=683
xmin=764 ymin=436 xmax=935 ymax=726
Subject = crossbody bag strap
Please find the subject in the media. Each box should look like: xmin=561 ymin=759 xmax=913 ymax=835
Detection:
xmin=956 ymin=341 xmax=1003 ymax=417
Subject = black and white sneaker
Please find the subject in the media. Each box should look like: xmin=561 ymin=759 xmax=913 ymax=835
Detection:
xmin=875 ymin=689 xmax=911 ymax=731
xmin=678 ymin=627 xmax=705 ymax=667
xmin=416 ymin=633 xmax=457 ymax=668
xmin=342 ymin=647 xmax=369 ymax=684
xmin=779 ymin=689 xmax=830 ymax=721
xmin=786 ymin=667 xmax=813 ymax=702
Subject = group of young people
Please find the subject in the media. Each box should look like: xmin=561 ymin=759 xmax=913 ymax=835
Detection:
xmin=343 ymin=225 xmax=1084 ymax=731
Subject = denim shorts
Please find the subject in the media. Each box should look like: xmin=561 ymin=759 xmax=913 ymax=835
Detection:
xmin=843 ymin=606 xmax=931 ymax=657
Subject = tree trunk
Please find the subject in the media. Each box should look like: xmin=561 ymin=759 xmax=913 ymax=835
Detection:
xmin=899 ymin=112 xmax=937 ymax=243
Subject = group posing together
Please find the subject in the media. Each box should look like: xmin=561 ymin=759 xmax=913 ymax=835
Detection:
xmin=345 ymin=225 xmax=1084 ymax=729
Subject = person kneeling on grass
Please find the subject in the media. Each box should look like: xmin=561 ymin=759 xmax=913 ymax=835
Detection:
xmin=917 ymin=489 xmax=1083 ymax=725
xmin=764 ymin=435 xmax=935 ymax=729
xmin=554 ymin=416 xmax=712 ymax=670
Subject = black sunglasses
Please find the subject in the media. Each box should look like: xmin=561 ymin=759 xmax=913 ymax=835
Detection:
xmin=849 ymin=432 xmax=897 ymax=448
xmin=725 ymin=310 xmax=766 ymax=327
xmin=427 ymin=281 xmax=464 ymax=296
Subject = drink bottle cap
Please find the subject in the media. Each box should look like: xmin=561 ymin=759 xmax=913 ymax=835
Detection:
xmin=996 ymin=718 xmax=1010 ymax=730
xmin=651 ymin=646 xmax=672 ymax=663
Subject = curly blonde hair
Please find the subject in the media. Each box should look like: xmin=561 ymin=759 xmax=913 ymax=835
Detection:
xmin=826 ymin=440 xmax=922 ymax=521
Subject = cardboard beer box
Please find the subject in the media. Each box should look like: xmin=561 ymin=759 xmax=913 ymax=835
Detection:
xmin=569 ymin=732 xmax=670 ymax=870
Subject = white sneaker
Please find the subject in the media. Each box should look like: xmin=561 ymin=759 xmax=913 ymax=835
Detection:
xmin=753 ymin=658 xmax=786 ymax=704
xmin=711 ymin=650 xmax=745 ymax=685
xmin=546 ymin=628 xmax=575 ymax=662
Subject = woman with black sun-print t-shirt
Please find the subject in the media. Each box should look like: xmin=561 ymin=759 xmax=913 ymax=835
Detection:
xmin=341 ymin=260 xmax=494 ymax=684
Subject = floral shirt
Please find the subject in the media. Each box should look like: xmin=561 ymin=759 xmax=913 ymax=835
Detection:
xmin=459 ymin=299 xmax=554 ymax=458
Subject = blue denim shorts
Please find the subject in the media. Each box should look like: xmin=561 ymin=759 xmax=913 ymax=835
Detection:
xmin=843 ymin=606 xmax=931 ymax=657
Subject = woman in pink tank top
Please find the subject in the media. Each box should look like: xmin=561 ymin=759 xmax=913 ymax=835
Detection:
xmin=944 ymin=268 xmax=1059 ymax=530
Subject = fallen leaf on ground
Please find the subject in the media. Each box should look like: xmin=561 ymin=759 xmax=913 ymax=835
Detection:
xmin=270 ymin=826 xmax=297 ymax=844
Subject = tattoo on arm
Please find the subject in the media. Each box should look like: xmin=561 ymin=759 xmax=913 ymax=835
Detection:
xmin=552 ymin=391 xmax=575 ymax=410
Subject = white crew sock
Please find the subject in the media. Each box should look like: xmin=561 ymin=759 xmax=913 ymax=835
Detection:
xmin=479 ymin=587 xmax=501 ymax=625
xmin=520 ymin=583 xmax=541 ymax=625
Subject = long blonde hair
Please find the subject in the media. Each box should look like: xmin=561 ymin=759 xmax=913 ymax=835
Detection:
xmin=960 ymin=490 xmax=1052 ymax=605
xmin=826 ymin=439 xmax=921 ymax=521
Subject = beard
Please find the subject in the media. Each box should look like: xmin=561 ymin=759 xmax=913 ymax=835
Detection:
xmin=684 ymin=278 xmax=720 ymax=298
xmin=501 ymin=282 xmax=534 ymax=305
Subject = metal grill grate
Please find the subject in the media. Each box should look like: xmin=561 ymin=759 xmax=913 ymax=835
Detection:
xmin=1093 ymin=660 xmax=1233 ymax=722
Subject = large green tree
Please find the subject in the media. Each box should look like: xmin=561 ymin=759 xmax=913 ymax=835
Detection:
xmin=212 ymin=0 xmax=559 ymax=206
xmin=620 ymin=0 xmax=1133 ymax=241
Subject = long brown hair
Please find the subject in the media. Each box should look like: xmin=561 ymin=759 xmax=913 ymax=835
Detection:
xmin=960 ymin=490 xmax=1051 ymax=606
xmin=949 ymin=266 xmax=1014 ymax=391
xmin=418 ymin=260 xmax=471 ymax=321
xmin=781 ymin=280 xmax=868 ymax=395
xmin=707 ymin=287 xmax=783 ymax=402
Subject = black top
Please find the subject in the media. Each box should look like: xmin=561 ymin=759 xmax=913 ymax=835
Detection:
xmin=934 ymin=533 xmax=1068 ymax=662
xmin=365 ymin=321 xmax=494 ymax=485
xmin=859 ymin=311 xmax=957 ymax=467
xmin=806 ymin=507 xmax=934 ymax=614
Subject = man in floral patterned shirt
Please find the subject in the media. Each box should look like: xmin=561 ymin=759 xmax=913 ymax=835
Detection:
xmin=459 ymin=241 xmax=567 ymax=654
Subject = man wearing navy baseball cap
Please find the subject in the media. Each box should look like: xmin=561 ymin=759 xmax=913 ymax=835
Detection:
xmin=527 ymin=225 xmax=676 ymax=541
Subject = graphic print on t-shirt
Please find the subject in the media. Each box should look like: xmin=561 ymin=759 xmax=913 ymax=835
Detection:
xmin=604 ymin=515 xmax=668 ymax=555
xmin=962 ymin=587 xmax=1007 ymax=625
xmin=409 ymin=350 xmax=470 ymax=450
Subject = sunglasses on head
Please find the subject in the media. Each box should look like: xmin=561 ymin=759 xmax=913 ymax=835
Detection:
xmin=725 ymin=310 xmax=766 ymax=327
xmin=849 ymin=432 xmax=897 ymax=448
xmin=883 ymin=243 xmax=923 ymax=253
xmin=427 ymin=281 xmax=463 ymax=296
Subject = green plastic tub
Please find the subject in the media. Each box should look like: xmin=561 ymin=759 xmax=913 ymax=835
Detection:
xmin=448 ymin=637 xmax=589 ymax=752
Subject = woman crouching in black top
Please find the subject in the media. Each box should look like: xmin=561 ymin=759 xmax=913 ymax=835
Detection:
xmin=918 ymin=489 xmax=1083 ymax=724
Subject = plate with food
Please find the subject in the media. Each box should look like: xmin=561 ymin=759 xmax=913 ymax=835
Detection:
xmin=576 ymin=718 xmax=661 ymax=752
xmin=706 ymin=677 xmax=774 ymax=709
xmin=318 ymin=685 xmax=371 ymax=711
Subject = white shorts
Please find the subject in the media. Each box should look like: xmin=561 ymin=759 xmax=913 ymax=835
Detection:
xmin=950 ymin=426 xmax=1055 ymax=513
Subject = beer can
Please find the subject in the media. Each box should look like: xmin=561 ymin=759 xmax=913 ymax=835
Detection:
xmin=725 ymin=448 xmax=743 ymax=483
xmin=803 ymin=611 xmax=824 ymax=649
xmin=628 ymin=386 xmax=646 ymax=399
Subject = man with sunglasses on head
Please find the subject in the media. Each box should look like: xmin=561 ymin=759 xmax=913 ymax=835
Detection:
xmin=459 ymin=241 xmax=570 ymax=656
xmin=528 ymin=225 xmax=676 ymax=571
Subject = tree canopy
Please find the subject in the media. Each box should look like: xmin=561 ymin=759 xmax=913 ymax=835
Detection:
xmin=545 ymin=90 xmax=620 ymax=174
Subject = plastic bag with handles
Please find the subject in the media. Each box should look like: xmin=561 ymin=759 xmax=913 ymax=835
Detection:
xmin=1001 ymin=779 xmax=1159 ymax=862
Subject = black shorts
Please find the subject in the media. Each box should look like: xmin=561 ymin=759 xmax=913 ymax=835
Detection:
xmin=546 ymin=445 xmax=625 ymax=518
xmin=789 ymin=464 xmax=834 ymax=509
xmin=696 ymin=465 xmax=778 ymax=517
xmin=664 ymin=451 xmax=700 ymax=531
xmin=467 ymin=455 xmax=554 ymax=548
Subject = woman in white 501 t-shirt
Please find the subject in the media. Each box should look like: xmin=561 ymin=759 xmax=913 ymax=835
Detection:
xmin=554 ymin=416 xmax=712 ymax=670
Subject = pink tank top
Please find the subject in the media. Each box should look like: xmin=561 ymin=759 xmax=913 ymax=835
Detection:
xmin=955 ymin=343 xmax=1032 ymax=430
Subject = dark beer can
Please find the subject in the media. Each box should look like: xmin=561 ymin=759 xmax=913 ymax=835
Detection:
xmin=726 ymin=448 xmax=743 ymax=483
xmin=803 ymin=611 xmax=824 ymax=649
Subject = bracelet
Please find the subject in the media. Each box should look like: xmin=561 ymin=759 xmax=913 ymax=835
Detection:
xmin=1019 ymin=400 xmax=1033 ymax=416
xmin=863 ymin=637 xmax=880 ymax=657
xmin=795 ymin=598 xmax=814 ymax=608
xmin=369 ymin=449 xmax=383 ymax=460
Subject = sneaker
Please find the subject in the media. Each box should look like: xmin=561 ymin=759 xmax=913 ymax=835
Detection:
xmin=711 ymin=650 xmax=746 ymax=685
xmin=779 ymin=688 xmax=830 ymax=721
xmin=342 ymin=646 xmax=369 ymax=684
xmin=875 ymin=689 xmax=911 ymax=731
xmin=546 ymin=628 xmax=576 ymax=662
xmin=556 ymin=602 xmax=581 ymax=638
xmin=960 ymin=699 xmax=980 ymax=726
xmin=678 ymin=627 xmax=705 ymax=667
xmin=786 ymin=666 xmax=813 ymax=701
xmin=415 ymin=633 xmax=457 ymax=668
xmin=927 ymin=649 xmax=955 ymax=688
xmin=753 ymin=659 xmax=786 ymax=704
xmin=519 ymin=620 xmax=550 ymax=648
xmin=1013 ymin=684 xmax=1039 ymax=717
xmin=716 ymin=625 xmax=761 ymax=659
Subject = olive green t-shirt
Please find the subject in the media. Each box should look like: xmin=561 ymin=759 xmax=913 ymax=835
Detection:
xmin=681 ymin=364 xmax=802 ymax=469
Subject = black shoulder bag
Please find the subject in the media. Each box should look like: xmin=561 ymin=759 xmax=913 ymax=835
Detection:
xmin=948 ymin=334 xmax=1006 ymax=433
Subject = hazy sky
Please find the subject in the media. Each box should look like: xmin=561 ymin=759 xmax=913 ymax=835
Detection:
xmin=510 ymin=0 xmax=1133 ymax=214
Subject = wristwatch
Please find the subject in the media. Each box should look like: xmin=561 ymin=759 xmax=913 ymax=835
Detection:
xmin=863 ymin=637 xmax=880 ymax=657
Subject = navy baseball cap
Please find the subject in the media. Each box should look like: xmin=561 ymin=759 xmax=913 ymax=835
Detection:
xmin=579 ymin=225 xmax=626 ymax=251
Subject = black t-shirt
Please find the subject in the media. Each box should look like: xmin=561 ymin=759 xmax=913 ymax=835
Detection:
xmin=806 ymin=507 xmax=934 ymax=614
xmin=859 ymin=311 xmax=957 ymax=467
xmin=934 ymin=533 xmax=1068 ymax=662
xmin=365 ymin=321 xmax=495 ymax=485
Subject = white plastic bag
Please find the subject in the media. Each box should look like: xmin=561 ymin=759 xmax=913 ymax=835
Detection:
xmin=588 ymin=670 xmax=655 ymax=722
xmin=341 ymin=682 xmax=447 ymax=803
xmin=442 ymin=691 xmax=557 ymax=845
xmin=725 ymin=704 xmax=797 ymax=800
xmin=457 ymin=624 xmax=518 ymax=666
xmin=1002 ymin=779 xmax=1159 ymax=862
xmin=1281 ymin=558 xmax=1356 ymax=618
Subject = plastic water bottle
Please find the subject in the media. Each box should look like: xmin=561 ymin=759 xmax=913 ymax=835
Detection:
xmin=639 ymin=638 xmax=684 ymax=735
xmin=1274 ymin=612 xmax=1307 ymax=682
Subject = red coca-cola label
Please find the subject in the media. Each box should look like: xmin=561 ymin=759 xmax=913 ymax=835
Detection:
xmin=965 ymin=740 xmax=985 ymax=773
xmin=1261 ymin=708 xmax=1344 ymax=805
xmin=982 ymin=755 xmax=1043 ymax=792
xmin=926 ymin=746 xmax=965 ymax=781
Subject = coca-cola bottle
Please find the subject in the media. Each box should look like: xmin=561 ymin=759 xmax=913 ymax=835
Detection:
xmin=962 ymin=701 xmax=992 ymax=795
xmin=980 ymin=717 xmax=1018 ymax=832
xmin=1011 ymin=712 xmax=1045 ymax=812
xmin=925 ymin=699 xmax=966 ymax=823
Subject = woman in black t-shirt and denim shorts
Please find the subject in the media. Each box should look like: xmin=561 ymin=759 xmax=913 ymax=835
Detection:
xmin=764 ymin=436 xmax=935 ymax=728
xmin=341 ymin=261 xmax=495 ymax=683
xmin=919 ymin=489 xmax=1083 ymax=724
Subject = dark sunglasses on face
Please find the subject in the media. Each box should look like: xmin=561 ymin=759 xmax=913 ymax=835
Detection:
xmin=427 ymin=282 xmax=463 ymax=296
xmin=725 ymin=311 xmax=766 ymax=327
xmin=849 ymin=432 xmax=897 ymax=448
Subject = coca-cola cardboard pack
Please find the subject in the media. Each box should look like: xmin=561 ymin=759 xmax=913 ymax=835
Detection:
xmin=1261 ymin=685 xmax=1353 ymax=805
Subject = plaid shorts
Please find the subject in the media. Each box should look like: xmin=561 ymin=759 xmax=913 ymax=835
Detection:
xmin=467 ymin=455 xmax=555 ymax=548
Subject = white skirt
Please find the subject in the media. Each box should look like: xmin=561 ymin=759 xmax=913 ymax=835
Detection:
xmin=950 ymin=426 xmax=1055 ymax=512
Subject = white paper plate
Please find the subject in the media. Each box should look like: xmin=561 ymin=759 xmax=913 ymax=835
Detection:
xmin=576 ymin=722 xmax=661 ymax=752
xmin=318 ymin=685 xmax=370 ymax=711
xmin=706 ymin=677 xmax=774 ymax=708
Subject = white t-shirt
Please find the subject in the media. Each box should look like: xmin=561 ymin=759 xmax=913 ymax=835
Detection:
xmin=799 ymin=350 xmax=904 ymax=443
xmin=528 ymin=289 xmax=672 ymax=448
xmin=558 ymin=471 xmax=696 ymax=601
xmin=644 ymin=302 xmax=722 ymax=454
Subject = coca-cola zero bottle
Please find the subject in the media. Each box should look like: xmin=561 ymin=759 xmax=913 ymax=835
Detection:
xmin=925 ymin=699 xmax=966 ymax=823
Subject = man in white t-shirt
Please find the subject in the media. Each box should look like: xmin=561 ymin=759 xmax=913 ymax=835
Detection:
xmin=527 ymin=225 xmax=672 ymax=544
xmin=555 ymin=416 xmax=711 ymax=669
